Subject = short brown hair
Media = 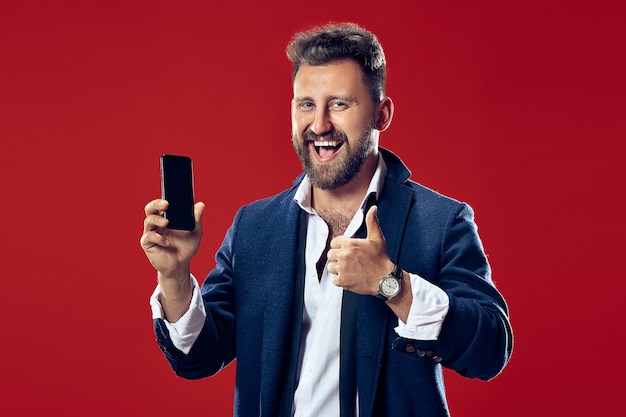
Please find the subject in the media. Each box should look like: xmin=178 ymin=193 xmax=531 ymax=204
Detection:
xmin=286 ymin=22 xmax=387 ymax=102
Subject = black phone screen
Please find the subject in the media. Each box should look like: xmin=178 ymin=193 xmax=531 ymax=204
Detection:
xmin=160 ymin=154 xmax=195 ymax=230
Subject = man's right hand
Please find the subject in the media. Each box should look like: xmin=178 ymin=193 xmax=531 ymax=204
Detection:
xmin=140 ymin=199 xmax=205 ymax=322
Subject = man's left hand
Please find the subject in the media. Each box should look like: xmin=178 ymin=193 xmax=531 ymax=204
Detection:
xmin=327 ymin=205 xmax=394 ymax=295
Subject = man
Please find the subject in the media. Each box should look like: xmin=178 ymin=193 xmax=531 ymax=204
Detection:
xmin=141 ymin=22 xmax=513 ymax=417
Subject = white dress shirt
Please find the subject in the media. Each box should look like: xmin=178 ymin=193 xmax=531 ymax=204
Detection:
xmin=150 ymin=155 xmax=450 ymax=416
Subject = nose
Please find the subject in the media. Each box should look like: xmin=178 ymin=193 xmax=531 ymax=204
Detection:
xmin=310 ymin=107 xmax=332 ymax=136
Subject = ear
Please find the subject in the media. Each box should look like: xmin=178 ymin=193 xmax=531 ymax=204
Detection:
xmin=374 ymin=97 xmax=394 ymax=132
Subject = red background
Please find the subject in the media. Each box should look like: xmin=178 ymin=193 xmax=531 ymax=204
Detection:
xmin=1 ymin=0 xmax=624 ymax=415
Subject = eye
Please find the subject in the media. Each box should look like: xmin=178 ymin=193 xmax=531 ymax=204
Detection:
xmin=298 ymin=101 xmax=315 ymax=111
xmin=329 ymin=101 xmax=349 ymax=111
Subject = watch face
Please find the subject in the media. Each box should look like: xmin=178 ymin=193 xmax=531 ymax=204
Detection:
xmin=381 ymin=277 xmax=400 ymax=297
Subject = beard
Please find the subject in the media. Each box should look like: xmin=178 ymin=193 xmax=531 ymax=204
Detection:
xmin=292 ymin=122 xmax=377 ymax=190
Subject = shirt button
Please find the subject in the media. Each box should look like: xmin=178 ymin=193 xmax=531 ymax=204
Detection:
xmin=318 ymin=317 xmax=325 ymax=325
xmin=416 ymin=350 xmax=426 ymax=357
xmin=432 ymin=355 xmax=443 ymax=363
xmin=405 ymin=344 xmax=415 ymax=353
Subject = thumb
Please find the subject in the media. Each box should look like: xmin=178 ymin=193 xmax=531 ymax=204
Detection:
xmin=365 ymin=205 xmax=384 ymax=242
xmin=193 ymin=202 xmax=206 ymax=233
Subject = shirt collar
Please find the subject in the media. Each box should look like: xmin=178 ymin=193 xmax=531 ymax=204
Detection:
xmin=294 ymin=153 xmax=388 ymax=213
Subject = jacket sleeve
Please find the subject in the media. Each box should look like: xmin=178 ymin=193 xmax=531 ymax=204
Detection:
xmin=154 ymin=209 xmax=241 ymax=380
xmin=392 ymin=203 xmax=513 ymax=381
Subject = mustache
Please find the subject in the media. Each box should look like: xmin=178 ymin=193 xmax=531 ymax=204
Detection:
xmin=302 ymin=129 xmax=348 ymax=143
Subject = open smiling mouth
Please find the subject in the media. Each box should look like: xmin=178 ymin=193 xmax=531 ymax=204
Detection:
xmin=313 ymin=140 xmax=344 ymax=160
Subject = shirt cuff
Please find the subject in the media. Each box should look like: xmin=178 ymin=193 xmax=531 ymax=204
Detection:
xmin=149 ymin=274 xmax=207 ymax=354
xmin=394 ymin=273 xmax=450 ymax=340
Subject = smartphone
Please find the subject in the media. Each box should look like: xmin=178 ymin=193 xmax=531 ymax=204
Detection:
xmin=160 ymin=154 xmax=195 ymax=231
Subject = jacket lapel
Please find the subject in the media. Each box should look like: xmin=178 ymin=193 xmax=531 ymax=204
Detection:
xmin=257 ymin=190 xmax=304 ymax=416
xmin=356 ymin=148 xmax=414 ymax=417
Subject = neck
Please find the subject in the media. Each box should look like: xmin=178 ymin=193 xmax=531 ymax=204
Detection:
xmin=312 ymin=152 xmax=378 ymax=217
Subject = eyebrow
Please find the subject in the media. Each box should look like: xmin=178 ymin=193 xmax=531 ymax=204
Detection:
xmin=294 ymin=95 xmax=358 ymax=103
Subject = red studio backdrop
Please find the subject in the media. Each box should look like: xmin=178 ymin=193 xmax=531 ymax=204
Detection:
xmin=1 ymin=1 xmax=624 ymax=416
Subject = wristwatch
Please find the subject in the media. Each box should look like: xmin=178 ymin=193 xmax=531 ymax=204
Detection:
xmin=376 ymin=264 xmax=403 ymax=300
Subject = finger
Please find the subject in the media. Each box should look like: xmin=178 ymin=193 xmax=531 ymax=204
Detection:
xmin=144 ymin=213 xmax=169 ymax=233
xmin=193 ymin=202 xmax=205 ymax=234
xmin=326 ymin=259 xmax=338 ymax=275
xmin=365 ymin=205 xmax=385 ymax=242
xmin=144 ymin=199 xmax=168 ymax=216
xmin=140 ymin=229 xmax=170 ymax=250
xmin=330 ymin=235 xmax=348 ymax=249
xmin=327 ymin=247 xmax=338 ymax=263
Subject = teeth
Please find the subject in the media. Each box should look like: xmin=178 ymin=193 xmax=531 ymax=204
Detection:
xmin=314 ymin=140 xmax=340 ymax=147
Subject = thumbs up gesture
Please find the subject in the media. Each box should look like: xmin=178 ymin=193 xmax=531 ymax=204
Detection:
xmin=327 ymin=205 xmax=395 ymax=296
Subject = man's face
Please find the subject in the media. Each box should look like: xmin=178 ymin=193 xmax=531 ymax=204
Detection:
xmin=291 ymin=59 xmax=379 ymax=190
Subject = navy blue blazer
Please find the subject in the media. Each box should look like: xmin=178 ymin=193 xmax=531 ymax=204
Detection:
xmin=155 ymin=148 xmax=513 ymax=417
